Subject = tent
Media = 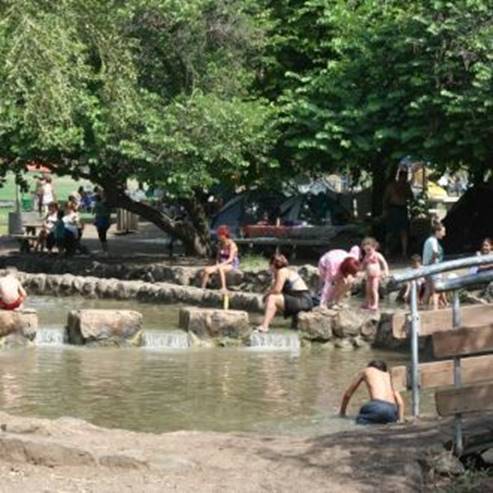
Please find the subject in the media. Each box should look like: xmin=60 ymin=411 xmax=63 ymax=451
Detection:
xmin=443 ymin=184 xmax=493 ymax=254
xmin=210 ymin=187 xmax=352 ymax=236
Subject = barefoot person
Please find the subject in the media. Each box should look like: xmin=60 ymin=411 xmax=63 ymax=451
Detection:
xmin=340 ymin=360 xmax=404 ymax=425
xmin=318 ymin=246 xmax=361 ymax=309
xmin=361 ymin=237 xmax=389 ymax=311
xmin=256 ymin=254 xmax=313 ymax=332
xmin=423 ymin=222 xmax=446 ymax=310
xmin=0 ymin=273 xmax=27 ymax=311
xmin=201 ymin=225 xmax=239 ymax=292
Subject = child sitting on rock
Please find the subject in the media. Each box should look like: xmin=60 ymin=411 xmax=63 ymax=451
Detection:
xmin=361 ymin=237 xmax=389 ymax=311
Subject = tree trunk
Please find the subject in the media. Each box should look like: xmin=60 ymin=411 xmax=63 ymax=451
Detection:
xmin=370 ymin=158 xmax=397 ymax=217
xmin=370 ymin=160 xmax=387 ymax=217
xmin=103 ymin=187 xmax=211 ymax=257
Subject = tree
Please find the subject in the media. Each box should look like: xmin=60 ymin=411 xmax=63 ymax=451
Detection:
xmin=264 ymin=0 xmax=493 ymax=213
xmin=0 ymin=0 xmax=277 ymax=255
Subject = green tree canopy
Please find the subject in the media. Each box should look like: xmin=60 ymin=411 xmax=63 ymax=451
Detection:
xmin=0 ymin=0 xmax=277 ymax=254
xmin=265 ymin=0 xmax=493 ymax=211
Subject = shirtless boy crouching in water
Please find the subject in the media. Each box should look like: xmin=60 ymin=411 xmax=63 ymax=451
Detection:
xmin=0 ymin=273 xmax=27 ymax=311
xmin=340 ymin=360 xmax=404 ymax=425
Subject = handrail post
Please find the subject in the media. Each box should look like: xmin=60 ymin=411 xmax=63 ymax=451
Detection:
xmin=452 ymin=290 xmax=464 ymax=456
xmin=410 ymin=280 xmax=420 ymax=417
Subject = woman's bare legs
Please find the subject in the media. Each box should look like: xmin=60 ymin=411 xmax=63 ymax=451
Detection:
xmin=368 ymin=276 xmax=380 ymax=310
xmin=258 ymin=294 xmax=285 ymax=332
xmin=201 ymin=265 xmax=217 ymax=289
xmin=218 ymin=264 xmax=233 ymax=292
xmin=332 ymin=276 xmax=353 ymax=305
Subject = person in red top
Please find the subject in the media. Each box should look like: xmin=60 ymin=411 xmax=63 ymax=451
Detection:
xmin=200 ymin=225 xmax=240 ymax=292
xmin=0 ymin=273 xmax=27 ymax=311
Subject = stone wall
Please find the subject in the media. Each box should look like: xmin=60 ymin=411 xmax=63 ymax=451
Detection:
xmin=0 ymin=255 xmax=320 ymax=293
xmin=4 ymin=270 xmax=264 ymax=313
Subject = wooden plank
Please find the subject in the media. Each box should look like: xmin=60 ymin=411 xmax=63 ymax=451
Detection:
xmin=391 ymin=304 xmax=493 ymax=339
xmin=433 ymin=324 xmax=493 ymax=358
xmin=390 ymin=354 xmax=493 ymax=392
xmin=436 ymin=383 xmax=493 ymax=416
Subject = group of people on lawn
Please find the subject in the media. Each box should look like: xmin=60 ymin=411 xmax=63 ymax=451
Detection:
xmin=34 ymin=188 xmax=111 ymax=256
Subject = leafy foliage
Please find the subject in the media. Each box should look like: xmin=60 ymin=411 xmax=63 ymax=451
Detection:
xmin=266 ymin=0 xmax=493 ymax=187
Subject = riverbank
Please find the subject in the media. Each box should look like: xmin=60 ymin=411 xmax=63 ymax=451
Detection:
xmin=0 ymin=411 xmax=490 ymax=492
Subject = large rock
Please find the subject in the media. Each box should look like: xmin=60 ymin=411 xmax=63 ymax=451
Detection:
xmin=179 ymin=307 xmax=251 ymax=342
xmin=332 ymin=308 xmax=379 ymax=340
xmin=66 ymin=309 xmax=143 ymax=347
xmin=298 ymin=308 xmax=335 ymax=342
xmin=0 ymin=309 xmax=37 ymax=348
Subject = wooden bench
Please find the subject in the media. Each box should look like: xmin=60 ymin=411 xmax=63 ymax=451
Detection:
xmin=390 ymin=304 xmax=493 ymax=339
xmin=392 ymin=321 xmax=493 ymax=455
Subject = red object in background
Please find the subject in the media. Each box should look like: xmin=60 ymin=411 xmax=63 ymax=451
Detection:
xmin=26 ymin=162 xmax=51 ymax=173
xmin=243 ymin=225 xmax=290 ymax=238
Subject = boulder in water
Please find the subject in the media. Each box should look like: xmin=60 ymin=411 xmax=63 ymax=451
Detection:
xmin=0 ymin=309 xmax=38 ymax=348
xmin=298 ymin=308 xmax=335 ymax=342
xmin=333 ymin=308 xmax=379 ymax=339
xmin=66 ymin=309 xmax=143 ymax=347
xmin=179 ymin=307 xmax=251 ymax=342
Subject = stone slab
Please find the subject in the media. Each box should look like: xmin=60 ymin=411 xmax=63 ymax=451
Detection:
xmin=0 ymin=309 xmax=38 ymax=346
xmin=66 ymin=309 xmax=143 ymax=346
xmin=179 ymin=307 xmax=251 ymax=340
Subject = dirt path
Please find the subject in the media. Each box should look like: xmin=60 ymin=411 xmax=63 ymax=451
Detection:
xmin=0 ymin=412 xmax=489 ymax=492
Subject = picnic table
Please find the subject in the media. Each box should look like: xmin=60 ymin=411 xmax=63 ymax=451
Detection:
xmin=10 ymin=221 xmax=43 ymax=253
xmin=236 ymin=224 xmax=359 ymax=258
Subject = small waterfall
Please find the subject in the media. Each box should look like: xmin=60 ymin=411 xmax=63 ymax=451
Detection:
xmin=142 ymin=330 xmax=190 ymax=350
xmin=248 ymin=331 xmax=300 ymax=351
xmin=34 ymin=327 xmax=66 ymax=346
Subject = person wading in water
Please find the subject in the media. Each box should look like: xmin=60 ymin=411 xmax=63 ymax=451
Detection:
xmin=339 ymin=360 xmax=404 ymax=425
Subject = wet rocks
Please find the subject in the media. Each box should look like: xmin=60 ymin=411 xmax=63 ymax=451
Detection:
xmin=298 ymin=308 xmax=334 ymax=341
xmin=0 ymin=309 xmax=38 ymax=348
xmin=298 ymin=307 xmax=381 ymax=349
xmin=66 ymin=309 xmax=143 ymax=347
xmin=179 ymin=307 xmax=251 ymax=343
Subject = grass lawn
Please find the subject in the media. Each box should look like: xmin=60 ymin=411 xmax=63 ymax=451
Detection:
xmin=0 ymin=172 xmax=93 ymax=234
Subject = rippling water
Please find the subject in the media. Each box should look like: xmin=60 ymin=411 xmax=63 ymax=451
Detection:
xmin=0 ymin=296 xmax=430 ymax=435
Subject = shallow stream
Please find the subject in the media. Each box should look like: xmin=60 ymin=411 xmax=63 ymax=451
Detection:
xmin=0 ymin=296 xmax=432 ymax=435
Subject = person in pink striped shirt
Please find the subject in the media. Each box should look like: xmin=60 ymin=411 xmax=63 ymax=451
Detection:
xmin=318 ymin=246 xmax=361 ymax=309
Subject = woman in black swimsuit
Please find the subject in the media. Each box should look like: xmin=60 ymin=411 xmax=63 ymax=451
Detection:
xmin=256 ymin=254 xmax=313 ymax=332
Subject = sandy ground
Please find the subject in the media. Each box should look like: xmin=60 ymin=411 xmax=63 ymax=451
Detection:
xmin=0 ymin=412 xmax=491 ymax=493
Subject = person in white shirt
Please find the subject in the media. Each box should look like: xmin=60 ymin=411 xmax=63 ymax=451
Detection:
xmin=41 ymin=176 xmax=55 ymax=214
xmin=422 ymin=222 xmax=446 ymax=310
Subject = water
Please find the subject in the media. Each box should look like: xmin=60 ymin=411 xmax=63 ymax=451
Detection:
xmin=0 ymin=295 xmax=428 ymax=435
xmin=248 ymin=331 xmax=301 ymax=352
xmin=142 ymin=330 xmax=190 ymax=350
xmin=34 ymin=327 xmax=66 ymax=346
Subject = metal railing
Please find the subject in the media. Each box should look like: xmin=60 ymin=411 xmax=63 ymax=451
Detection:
xmin=389 ymin=254 xmax=493 ymax=421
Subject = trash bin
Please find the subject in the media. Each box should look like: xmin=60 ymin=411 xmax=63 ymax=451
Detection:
xmin=21 ymin=195 xmax=33 ymax=212
xmin=8 ymin=212 xmax=23 ymax=235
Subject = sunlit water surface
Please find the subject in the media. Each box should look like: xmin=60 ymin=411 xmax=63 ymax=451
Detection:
xmin=0 ymin=296 xmax=433 ymax=435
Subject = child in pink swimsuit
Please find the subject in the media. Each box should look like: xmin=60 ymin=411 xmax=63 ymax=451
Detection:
xmin=361 ymin=237 xmax=389 ymax=311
